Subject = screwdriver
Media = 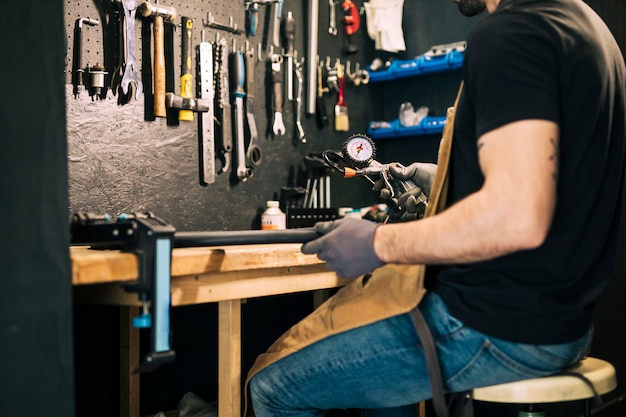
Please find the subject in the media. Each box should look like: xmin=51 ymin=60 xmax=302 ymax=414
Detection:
xmin=247 ymin=1 xmax=259 ymax=36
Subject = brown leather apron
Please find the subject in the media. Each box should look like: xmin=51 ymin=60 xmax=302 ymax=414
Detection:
xmin=245 ymin=84 xmax=463 ymax=411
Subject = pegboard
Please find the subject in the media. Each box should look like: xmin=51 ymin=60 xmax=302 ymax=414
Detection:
xmin=64 ymin=0 xmax=274 ymax=98
xmin=64 ymin=0 xmax=383 ymax=234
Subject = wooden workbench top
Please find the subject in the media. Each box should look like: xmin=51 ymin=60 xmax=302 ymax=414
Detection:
xmin=71 ymin=244 xmax=347 ymax=306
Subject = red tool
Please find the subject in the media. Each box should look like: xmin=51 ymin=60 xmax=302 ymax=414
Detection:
xmin=342 ymin=0 xmax=360 ymax=55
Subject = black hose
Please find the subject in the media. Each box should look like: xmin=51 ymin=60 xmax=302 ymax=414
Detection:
xmin=173 ymin=228 xmax=321 ymax=248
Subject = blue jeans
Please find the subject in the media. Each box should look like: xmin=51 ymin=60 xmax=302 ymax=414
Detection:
xmin=249 ymin=292 xmax=592 ymax=417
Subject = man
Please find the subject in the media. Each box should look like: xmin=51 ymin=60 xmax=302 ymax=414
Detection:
xmin=248 ymin=0 xmax=626 ymax=416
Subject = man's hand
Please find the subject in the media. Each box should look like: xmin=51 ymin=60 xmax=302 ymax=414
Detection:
xmin=301 ymin=218 xmax=386 ymax=279
xmin=374 ymin=162 xmax=437 ymax=216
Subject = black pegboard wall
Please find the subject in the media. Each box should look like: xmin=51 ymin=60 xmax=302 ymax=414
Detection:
xmin=64 ymin=0 xmax=263 ymax=93
xmin=64 ymin=0 xmax=381 ymax=233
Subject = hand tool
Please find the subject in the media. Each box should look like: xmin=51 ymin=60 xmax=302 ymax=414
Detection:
xmin=316 ymin=57 xmax=330 ymax=127
xmin=197 ymin=32 xmax=216 ymax=185
xmin=165 ymin=93 xmax=210 ymax=112
xmin=342 ymin=0 xmax=361 ymax=55
xmin=72 ymin=17 xmax=100 ymax=99
xmin=139 ymin=1 xmax=177 ymax=118
xmin=269 ymin=0 xmax=284 ymax=48
xmin=216 ymin=36 xmax=233 ymax=174
xmin=271 ymin=53 xmax=286 ymax=136
xmin=232 ymin=50 xmax=253 ymax=182
xmin=334 ymin=62 xmax=349 ymax=131
xmin=245 ymin=47 xmax=262 ymax=168
xmin=328 ymin=0 xmax=338 ymax=35
xmin=85 ymin=63 xmax=108 ymax=100
xmin=325 ymin=57 xmax=340 ymax=92
xmin=119 ymin=0 xmax=144 ymax=101
xmin=322 ymin=134 xmax=428 ymax=220
xmin=283 ymin=11 xmax=296 ymax=101
xmin=294 ymin=59 xmax=306 ymax=143
xmin=110 ymin=1 xmax=126 ymax=101
xmin=178 ymin=16 xmax=194 ymax=122
xmin=306 ymin=0 xmax=319 ymax=115
xmin=247 ymin=1 xmax=260 ymax=36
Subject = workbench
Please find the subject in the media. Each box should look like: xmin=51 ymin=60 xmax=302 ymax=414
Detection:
xmin=71 ymin=243 xmax=348 ymax=417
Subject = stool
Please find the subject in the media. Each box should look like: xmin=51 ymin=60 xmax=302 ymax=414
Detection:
xmin=472 ymin=357 xmax=617 ymax=417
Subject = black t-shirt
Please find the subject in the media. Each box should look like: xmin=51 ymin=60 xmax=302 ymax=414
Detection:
xmin=436 ymin=0 xmax=626 ymax=344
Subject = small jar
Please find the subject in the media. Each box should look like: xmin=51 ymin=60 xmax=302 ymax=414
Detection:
xmin=261 ymin=201 xmax=286 ymax=230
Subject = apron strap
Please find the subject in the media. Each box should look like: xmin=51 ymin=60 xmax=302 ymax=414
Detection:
xmin=413 ymin=82 xmax=465 ymax=417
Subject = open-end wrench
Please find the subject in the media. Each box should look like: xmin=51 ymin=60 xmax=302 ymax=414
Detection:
xmin=119 ymin=0 xmax=143 ymax=101
xmin=294 ymin=59 xmax=306 ymax=143
xmin=245 ymin=47 xmax=262 ymax=168
xmin=232 ymin=50 xmax=253 ymax=182
xmin=271 ymin=53 xmax=286 ymax=136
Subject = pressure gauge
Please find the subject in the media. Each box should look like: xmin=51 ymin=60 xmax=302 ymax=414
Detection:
xmin=342 ymin=134 xmax=376 ymax=168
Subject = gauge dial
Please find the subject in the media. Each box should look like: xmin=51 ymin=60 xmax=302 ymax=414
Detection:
xmin=342 ymin=134 xmax=376 ymax=168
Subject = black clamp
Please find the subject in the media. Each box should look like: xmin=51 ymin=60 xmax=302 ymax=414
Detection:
xmin=70 ymin=212 xmax=176 ymax=373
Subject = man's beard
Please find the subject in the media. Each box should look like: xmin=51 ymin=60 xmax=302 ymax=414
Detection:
xmin=456 ymin=0 xmax=487 ymax=16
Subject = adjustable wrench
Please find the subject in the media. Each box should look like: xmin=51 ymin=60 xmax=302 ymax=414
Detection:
xmin=271 ymin=53 xmax=286 ymax=136
xmin=232 ymin=51 xmax=253 ymax=182
xmin=119 ymin=0 xmax=143 ymax=101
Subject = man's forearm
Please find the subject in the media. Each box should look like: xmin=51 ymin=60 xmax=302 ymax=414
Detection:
xmin=373 ymin=188 xmax=547 ymax=266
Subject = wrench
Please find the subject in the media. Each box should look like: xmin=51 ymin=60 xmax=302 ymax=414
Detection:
xmin=328 ymin=0 xmax=338 ymax=35
xmin=119 ymin=0 xmax=143 ymax=101
xmin=271 ymin=53 xmax=286 ymax=136
xmin=294 ymin=59 xmax=306 ymax=143
xmin=245 ymin=48 xmax=262 ymax=168
xmin=232 ymin=51 xmax=253 ymax=182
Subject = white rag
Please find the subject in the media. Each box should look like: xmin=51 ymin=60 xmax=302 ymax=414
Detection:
xmin=364 ymin=0 xmax=406 ymax=52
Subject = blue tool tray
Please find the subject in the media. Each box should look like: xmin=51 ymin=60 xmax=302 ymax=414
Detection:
xmin=367 ymin=50 xmax=464 ymax=83
xmin=367 ymin=116 xmax=447 ymax=139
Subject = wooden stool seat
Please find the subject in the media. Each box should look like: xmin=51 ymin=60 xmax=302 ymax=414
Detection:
xmin=472 ymin=357 xmax=616 ymax=404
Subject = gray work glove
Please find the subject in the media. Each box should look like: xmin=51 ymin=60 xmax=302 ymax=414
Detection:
xmin=301 ymin=218 xmax=386 ymax=279
xmin=374 ymin=162 xmax=437 ymax=216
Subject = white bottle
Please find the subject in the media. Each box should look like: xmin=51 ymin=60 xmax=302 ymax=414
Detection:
xmin=261 ymin=201 xmax=286 ymax=230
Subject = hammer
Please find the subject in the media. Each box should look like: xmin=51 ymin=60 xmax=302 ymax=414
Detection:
xmin=139 ymin=1 xmax=177 ymax=118
xmin=165 ymin=93 xmax=210 ymax=113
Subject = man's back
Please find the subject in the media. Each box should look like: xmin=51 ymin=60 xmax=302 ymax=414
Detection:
xmin=440 ymin=0 xmax=626 ymax=344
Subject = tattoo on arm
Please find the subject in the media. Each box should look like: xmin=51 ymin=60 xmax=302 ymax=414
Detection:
xmin=549 ymin=137 xmax=559 ymax=181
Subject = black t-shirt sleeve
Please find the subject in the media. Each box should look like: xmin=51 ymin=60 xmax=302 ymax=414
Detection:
xmin=464 ymin=14 xmax=561 ymax=138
